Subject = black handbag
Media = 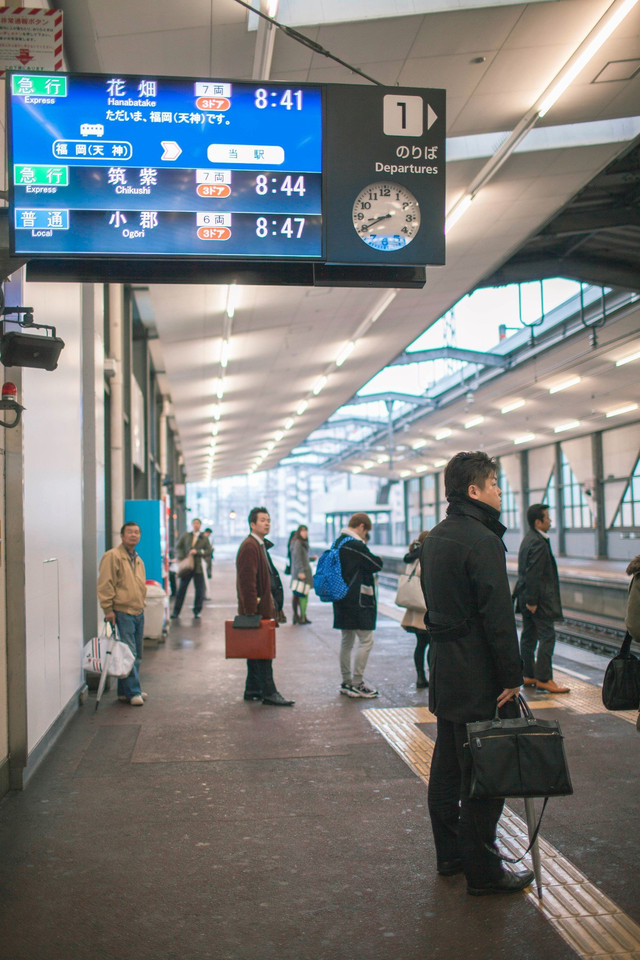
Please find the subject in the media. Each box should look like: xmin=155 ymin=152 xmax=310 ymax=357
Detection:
xmin=602 ymin=631 xmax=640 ymax=710
xmin=233 ymin=614 xmax=262 ymax=629
xmin=465 ymin=695 xmax=573 ymax=800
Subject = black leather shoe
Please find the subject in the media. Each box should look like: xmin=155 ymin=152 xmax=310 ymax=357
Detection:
xmin=262 ymin=692 xmax=295 ymax=706
xmin=467 ymin=869 xmax=534 ymax=896
xmin=243 ymin=692 xmax=262 ymax=701
xmin=437 ymin=859 xmax=463 ymax=876
xmin=193 ymin=612 xmax=201 ymax=619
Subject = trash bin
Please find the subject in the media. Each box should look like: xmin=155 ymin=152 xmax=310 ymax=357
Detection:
xmin=144 ymin=580 xmax=168 ymax=643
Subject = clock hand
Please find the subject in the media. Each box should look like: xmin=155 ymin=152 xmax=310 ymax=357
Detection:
xmin=361 ymin=213 xmax=393 ymax=231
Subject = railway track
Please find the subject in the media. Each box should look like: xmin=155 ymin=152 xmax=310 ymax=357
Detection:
xmin=377 ymin=573 xmax=634 ymax=659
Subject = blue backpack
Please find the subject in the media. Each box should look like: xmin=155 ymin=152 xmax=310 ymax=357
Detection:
xmin=313 ymin=535 xmax=355 ymax=602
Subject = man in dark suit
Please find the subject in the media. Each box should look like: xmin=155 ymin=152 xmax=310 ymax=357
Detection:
xmin=236 ymin=506 xmax=294 ymax=706
xmin=171 ymin=517 xmax=213 ymax=619
xmin=420 ymin=451 xmax=533 ymax=896
xmin=515 ymin=503 xmax=569 ymax=694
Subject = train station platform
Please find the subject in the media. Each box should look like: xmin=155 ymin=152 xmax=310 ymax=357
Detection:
xmin=0 ymin=552 xmax=638 ymax=960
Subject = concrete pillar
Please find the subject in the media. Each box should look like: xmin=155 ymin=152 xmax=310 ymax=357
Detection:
xmin=108 ymin=284 xmax=124 ymax=545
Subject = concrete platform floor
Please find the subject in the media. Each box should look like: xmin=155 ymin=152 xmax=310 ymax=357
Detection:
xmin=0 ymin=555 xmax=638 ymax=960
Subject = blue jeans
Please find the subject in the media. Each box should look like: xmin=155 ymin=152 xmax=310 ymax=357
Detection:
xmin=114 ymin=611 xmax=144 ymax=700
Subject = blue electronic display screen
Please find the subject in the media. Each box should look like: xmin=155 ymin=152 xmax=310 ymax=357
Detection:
xmin=8 ymin=72 xmax=323 ymax=258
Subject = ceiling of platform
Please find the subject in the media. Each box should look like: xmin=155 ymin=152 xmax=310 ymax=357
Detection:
xmin=49 ymin=0 xmax=640 ymax=480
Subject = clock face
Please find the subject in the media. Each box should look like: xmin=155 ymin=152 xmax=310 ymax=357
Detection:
xmin=352 ymin=181 xmax=421 ymax=251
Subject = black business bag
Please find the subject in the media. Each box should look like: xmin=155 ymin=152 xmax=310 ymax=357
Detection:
xmin=602 ymin=631 xmax=640 ymax=711
xmin=465 ymin=695 xmax=573 ymax=800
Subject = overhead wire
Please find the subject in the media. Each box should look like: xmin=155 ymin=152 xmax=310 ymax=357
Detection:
xmin=233 ymin=0 xmax=383 ymax=86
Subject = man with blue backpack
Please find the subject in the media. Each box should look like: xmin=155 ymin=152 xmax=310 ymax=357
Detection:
xmin=315 ymin=512 xmax=383 ymax=698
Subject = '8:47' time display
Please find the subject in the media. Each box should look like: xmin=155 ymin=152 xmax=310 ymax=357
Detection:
xmin=9 ymin=73 xmax=323 ymax=259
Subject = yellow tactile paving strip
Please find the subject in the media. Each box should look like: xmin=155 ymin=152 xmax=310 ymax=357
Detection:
xmin=537 ymin=670 xmax=638 ymax=727
xmin=365 ymin=704 xmax=640 ymax=960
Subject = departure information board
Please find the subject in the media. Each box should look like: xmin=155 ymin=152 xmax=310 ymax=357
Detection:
xmin=8 ymin=72 xmax=323 ymax=258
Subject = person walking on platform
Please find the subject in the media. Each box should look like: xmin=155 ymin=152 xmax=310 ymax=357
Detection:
xmin=236 ymin=506 xmax=294 ymax=706
xmin=97 ymin=521 xmax=147 ymax=707
xmin=171 ymin=517 xmax=213 ymax=620
xmin=420 ymin=451 xmax=533 ymax=895
xmin=290 ymin=524 xmax=315 ymax=624
xmin=401 ymin=531 xmax=430 ymax=688
xmin=514 ymin=503 xmax=569 ymax=694
xmin=334 ymin=512 xmax=383 ymax=699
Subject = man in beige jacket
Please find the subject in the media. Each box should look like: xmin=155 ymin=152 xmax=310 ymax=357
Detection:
xmin=97 ymin=522 xmax=147 ymax=706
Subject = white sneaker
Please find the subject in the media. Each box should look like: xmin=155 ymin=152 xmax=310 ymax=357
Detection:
xmin=354 ymin=682 xmax=379 ymax=698
xmin=129 ymin=695 xmax=144 ymax=706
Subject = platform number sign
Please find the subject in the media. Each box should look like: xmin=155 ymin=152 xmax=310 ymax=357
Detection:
xmin=383 ymin=95 xmax=424 ymax=137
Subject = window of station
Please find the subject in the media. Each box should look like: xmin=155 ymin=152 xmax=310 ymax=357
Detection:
xmin=560 ymin=450 xmax=592 ymax=529
xmin=324 ymin=509 xmax=391 ymax=546
xmin=497 ymin=467 xmax=519 ymax=530
xmin=422 ymin=474 xmax=437 ymax=532
xmin=406 ymin=478 xmax=422 ymax=539
xmin=612 ymin=454 xmax=640 ymax=529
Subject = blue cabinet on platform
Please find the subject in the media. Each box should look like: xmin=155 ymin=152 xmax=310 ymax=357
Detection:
xmin=124 ymin=499 xmax=167 ymax=584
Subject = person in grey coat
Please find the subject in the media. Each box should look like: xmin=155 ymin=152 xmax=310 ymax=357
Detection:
xmin=514 ymin=503 xmax=569 ymax=693
xmin=290 ymin=525 xmax=315 ymax=624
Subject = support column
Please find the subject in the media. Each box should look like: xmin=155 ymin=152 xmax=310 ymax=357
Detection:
xmin=592 ymin=431 xmax=607 ymax=559
xmin=108 ymin=284 xmax=124 ymax=546
xmin=555 ymin=442 xmax=566 ymax=557
xmin=5 ymin=367 xmax=27 ymax=790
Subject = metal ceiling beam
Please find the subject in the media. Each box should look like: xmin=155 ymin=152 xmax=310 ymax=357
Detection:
xmin=389 ymin=347 xmax=507 ymax=369
xmin=483 ymin=257 xmax=640 ymax=292
xmin=541 ymin=207 xmax=640 ymax=237
xmin=344 ymin=391 xmax=432 ymax=406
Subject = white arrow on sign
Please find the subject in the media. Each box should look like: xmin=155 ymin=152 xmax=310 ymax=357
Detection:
xmin=427 ymin=105 xmax=438 ymax=130
xmin=161 ymin=141 xmax=182 ymax=161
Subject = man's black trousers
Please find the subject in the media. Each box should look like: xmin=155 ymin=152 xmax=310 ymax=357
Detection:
xmin=172 ymin=570 xmax=206 ymax=616
xmin=428 ymin=715 xmax=505 ymax=885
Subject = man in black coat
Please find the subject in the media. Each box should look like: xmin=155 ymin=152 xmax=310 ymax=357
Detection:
xmin=420 ymin=451 xmax=533 ymax=896
xmin=333 ymin=512 xmax=383 ymax=698
xmin=514 ymin=503 xmax=568 ymax=694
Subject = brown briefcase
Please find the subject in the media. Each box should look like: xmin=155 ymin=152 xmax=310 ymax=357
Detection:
xmin=224 ymin=619 xmax=276 ymax=659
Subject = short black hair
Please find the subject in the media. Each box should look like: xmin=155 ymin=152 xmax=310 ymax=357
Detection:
xmin=444 ymin=451 xmax=498 ymax=500
xmin=527 ymin=503 xmax=549 ymax=529
xmin=120 ymin=521 xmax=140 ymax=535
xmin=204 ymin=527 xmax=212 ymax=534
xmin=248 ymin=506 xmax=269 ymax=527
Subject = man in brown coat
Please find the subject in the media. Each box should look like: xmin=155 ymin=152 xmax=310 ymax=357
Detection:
xmin=236 ymin=506 xmax=294 ymax=706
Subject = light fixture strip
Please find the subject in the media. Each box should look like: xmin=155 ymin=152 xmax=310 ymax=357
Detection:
xmin=501 ymin=399 xmax=525 ymax=414
xmin=615 ymin=349 xmax=640 ymax=367
xmin=606 ymin=402 xmax=639 ymax=418
xmin=549 ymin=376 xmax=580 ymax=394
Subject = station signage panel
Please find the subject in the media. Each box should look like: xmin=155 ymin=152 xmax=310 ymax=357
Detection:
xmin=7 ymin=71 xmax=445 ymax=275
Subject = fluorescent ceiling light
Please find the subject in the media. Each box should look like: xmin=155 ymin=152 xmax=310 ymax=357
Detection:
xmin=514 ymin=433 xmax=536 ymax=445
xmin=313 ymin=375 xmax=328 ymax=396
xmin=377 ymin=455 xmax=389 ymax=463
xmin=501 ymin=399 xmax=525 ymax=414
xmin=219 ymin=339 xmax=229 ymax=369
xmin=434 ymin=427 xmax=452 ymax=440
xmin=415 ymin=464 xmax=428 ymax=473
xmin=211 ymin=424 xmax=219 ymax=436
xmin=284 ymin=417 xmax=295 ymax=430
xmin=606 ymin=402 xmax=639 ymax=418
xmin=615 ymin=348 xmax=640 ymax=366
xmin=274 ymin=430 xmax=285 ymax=441
xmin=351 ymin=466 xmax=362 ymax=474
xmin=399 ymin=470 xmax=412 ymax=478
xmin=335 ymin=341 xmax=356 ymax=367
xmin=266 ymin=440 xmax=275 ymax=451
xmin=213 ymin=406 xmax=221 ymax=421
xmin=549 ymin=376 xmax=581 ymax=394
xmin=433 ymin=459 xmax=447 ymax=468
xmin=225 ymin=283 xmax=237 ymax=319
xmin=444 ymin=194 xmax=473 ymax=234
xmin=412 ymin=438 xmax=428 ymax=449
xmin=537 ymin=0 xmax=640 ymax=118
xmin=362 ymin=460 xmax=375 ymax=469
xmin=216 ymin=378 xmax=224 ymax=400
xmin=296 ymin=399 xmax=308 ymax=416
xmin=465 ymin=415 xmax=485 ymax=429
xmin=554 ymin=420 xmax=581 ymax=433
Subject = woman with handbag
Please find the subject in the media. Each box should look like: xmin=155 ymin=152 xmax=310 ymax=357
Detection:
xmin=399 ymin=531 xmax=430 ymax=688
xmin=290 ymin=525 xmax=316 ymax=624
xmin=624 ymin=554 xmax=640 ymax=732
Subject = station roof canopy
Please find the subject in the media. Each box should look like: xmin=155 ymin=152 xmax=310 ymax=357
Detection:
xmin=52 ymin=0 xmax=640 ymax=480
